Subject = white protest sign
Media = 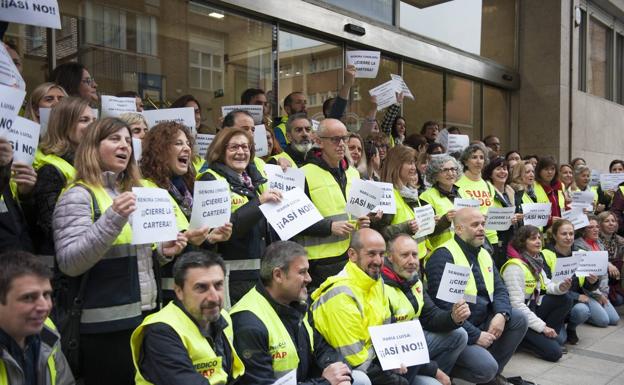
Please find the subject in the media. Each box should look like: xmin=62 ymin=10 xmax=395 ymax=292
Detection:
xmin=574 ymin=251 xmax=608 ymax=277
xmin=253 ymin=124 xmax=269 ymax=157
xmin=271 ymin=370 xmax=296 ymax=385
xmin=142 ymin=107 xmax=196 ymax=132
xmin=39 ymin=107 xmax=51 ymax=137
xmin=413 ymin=205 xmax=435 ymax=238
xmin=369 ymin=80 xmax=398 ymax=111
xmin=551 ymin=255 xmax=581 ymax=283
xmin=131 ymin=187 xmax=178 ymax=244
xmin=0 ymin=0 xmax=61 ymax=29
xmin=6 ymin=117 xmax=40 ymax=165
xmin=346 ymin=50 xmax=381 ymax=78
xmin=436 ymin=262 xmax=472 ymax=304
xmin=454 ymin=198 xmax=480 ymax=210
xmin=390 ymin=74 xmax=415 ymax=99
xmin=562 ymin=208 xmax=589 ymax=230
xmin=193 ymin=134 xmax=214 ymax=158
xmin=485 ymin=207 xmax=515 ymax=231
xmin=311 ymin=119 xmax=320 ymax=131
xmin=132 ymin=138 xmax=142 ymax=162
xmin=600 ymin=173 xmax=624 ymax=191
xmin=0 ymin=43 xmax=25 ymax=90
xmin=369 ymin=320 xmax=429 ymax=371
xmin=221 ymin=105 xmax=264 ymax=125
xmin=264 ymin=164 xmax=305 ymax=192
xmin=370 ymin=181 xmax=396 ymax=214
xmin=259 ymin=187 xmax=323 ymax=240
xmin=101 ymin=95 xmax=137 ymax=118
xmin=189 ymin=180 xmax=231 ymax=230
xmin=570 ymin=190 xmax=594 ymax=210
xmin=346 ymin=179 xmax=382 ymax=217
xmin=521 ymin=202 xmax=551 ymax=227
xmin=0 ymin=84 xmax=26 ymax=137
xmin=91 ymin=108 xmax=99 ymax=119
xmin=590 ymin=169 xmax=600 ymax=187
xmin=447 ymin=134 xmax=469 ymax=154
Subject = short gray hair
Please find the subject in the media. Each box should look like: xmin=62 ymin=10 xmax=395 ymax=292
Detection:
xmin=459 ymin=143 xmax=489 ymax=168
xmin=119 ymin=112 xmax=148 ymax=128
xmin=426 ymin=154 xmax=462 ymax=185
xmin=286 ymin=113 xmax=311 ymax=134
xmin=260 ymin=241 xmax=307 ymax=285
xmin=574 ymin=164 xmax=591 ymax=177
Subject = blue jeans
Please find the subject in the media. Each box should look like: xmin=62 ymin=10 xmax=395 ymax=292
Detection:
xmin=410 ymin=375 xmax=442 ymax=385
xmin=557 ymin=301 xmax=592 ymax=344
xmin=451 ymin=308 xmax=529 ymax=383
xmin=351 ymin=370 xmax=371 ymax=385
xmin=424 ymin=328 xmax=468 ymax=373
xmin=585 ymin=297 xmax=620 ymax=327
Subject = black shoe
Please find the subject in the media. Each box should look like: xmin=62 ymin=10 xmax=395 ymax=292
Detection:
xmin=566 ymin=328 xmax=579 ymax=345
xmin=507 ymin=376 xmax=536 ymax=385
xmin=478 ymin=374 xmax=511 ymax=385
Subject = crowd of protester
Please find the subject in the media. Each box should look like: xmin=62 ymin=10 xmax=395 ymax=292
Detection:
xmin=2 ymin=38 xmax=624 ymax=385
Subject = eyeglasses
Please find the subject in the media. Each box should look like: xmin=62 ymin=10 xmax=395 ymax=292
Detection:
xmin=81 ymin=77 xmax=96 ymax=86
xmin=226 ymin=143 xmax=250 ymax=152
xmin=441 ymin=167 xmax=458 ymax=174
xmin=320 ymin=135 xmax=349 ymax=145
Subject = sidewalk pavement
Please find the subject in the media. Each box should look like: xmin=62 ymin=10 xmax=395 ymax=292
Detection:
xmin=455 ymin=306 xmax=624 ymax=385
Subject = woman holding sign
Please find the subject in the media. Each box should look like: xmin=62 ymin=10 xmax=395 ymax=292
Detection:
xmin=569 ymin=165 xmax=599 ymax=212
xmin=534 ymin=156 xmax=566 ymax=226
xmin=501 ymin=225 xmax=573 ymax=362
xmin=595 ymin=159 xmax=624 ymax=211
xmin=53 ymin=117 xmax=187 ymax=385
xmin=198 ymin=127 xmax=282 ymax=305
xmin=24 ymin=82 xmax=67 ymax=123
xmin=597 ymin=211 xmax=624 ymax=306
xmin=573 ymin=216 xmax=620 ymax=326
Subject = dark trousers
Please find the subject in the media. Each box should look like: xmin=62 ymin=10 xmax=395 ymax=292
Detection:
xmin=520 ymin=294 xmax=574 ymax=362
xmin=80 ymin=329 xmax=135 ymax=385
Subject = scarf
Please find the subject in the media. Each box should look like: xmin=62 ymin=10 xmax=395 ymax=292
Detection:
xmin=511 ymin=249 xmax=544 ymax=301
xmin=526 ymin=185 xmax=537 ymax=202
xmin=600 ymin=232 xmax=624 ymax=262
xmin=240 ymin=171 xmax=254 ymax=190
xmin=169 ymin=176 xmax=193 ymax=218
xmin=399 ymin=185 xmax=420 ymax=201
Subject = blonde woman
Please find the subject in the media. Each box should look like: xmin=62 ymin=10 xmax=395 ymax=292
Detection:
xmin=118 ymin=112 xmax=149 ymax=140
xmin=24 ymin=82 xmax=67 ymax=123
xmin=53 ymin=117 xmax=187 ymax=385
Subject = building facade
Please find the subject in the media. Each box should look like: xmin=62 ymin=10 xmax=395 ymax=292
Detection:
xmin=5 ymin=0 xmax=623 ymax=168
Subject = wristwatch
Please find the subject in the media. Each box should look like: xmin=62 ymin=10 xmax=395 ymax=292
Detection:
xmin=498 ymin=312 xmax=510 ymax=321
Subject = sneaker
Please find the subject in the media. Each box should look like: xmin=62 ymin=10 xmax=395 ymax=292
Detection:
xmin=478 ymin=374 xmax=511 ymax=385
xmin=566 ymin=328 xmax=579 ymax=345
xmin=507 ymin=376 xmax=536 ymax=385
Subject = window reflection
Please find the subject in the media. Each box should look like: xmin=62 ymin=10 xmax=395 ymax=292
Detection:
xmin=402 ymin=63 xmax=444 ymax=136
xmin=445 ymin=75 xmax=481 ymax=140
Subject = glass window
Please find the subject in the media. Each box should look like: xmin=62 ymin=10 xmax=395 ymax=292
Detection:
xmin=578 ymin=9 xmax=587 ymax=92
xmin=316 ymin=0 xmax=394 ymax=25
xmin=400 ymin=0 xmax=517 ymax=68
xmin=483 ymin=85 xmax=509 ymax=152
xmin=402 ymin=62 xmax=444 ymax=136
xmin=616 ymin=33 xmax=623 ymax=104
xmin=587 ymin=17 xmax=611 ymax=98
xmin=58 ymin=1 xmax=274 ymax=132
xmin=278 ymin=31 xmax=342 ymax=120
xmin=445 ymin=75 xmax=482 ymax=140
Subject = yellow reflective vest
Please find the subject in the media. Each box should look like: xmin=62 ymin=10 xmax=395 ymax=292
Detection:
xmin=385 ymin=280 xmax=424 ymax=322
xmin=201 ymin=169 xmax=251 ymax=213
xmin=390 ymin=188 xmax=428 ymax=259
xmin=311 ymin=261 xmax=390 ymax=370
xmin=455 ymin=175 xmax=498 ymax=244
xmin=131 ymin=302 xmax=244 ymax=385
xmin=192 ymin=155 xmax=207 ymax=174
xmin=533 ymin=183 xmax=565 ymax=210
xmin=230 ymin=287 xmax=314 ymax=379
xmin=542 ymin=248 xmax=585 ymax=286
xmin=269 ymin=151 xmax=298 ymax=169
xmin=434 ymin=238 xmax=495 ymax=303
xmin=419 ymin=186 xmax=456 ymax=248
xmin=299 ymin=163 xmax=360 ymax=260
xmin=33 ymin=149 xmax=76 ymax=183
xmin=500 ymin=258 xmax=545 ymax=297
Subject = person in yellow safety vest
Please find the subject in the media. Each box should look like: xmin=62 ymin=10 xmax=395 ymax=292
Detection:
xmin=424 ymin=208 xmax=529 ymax=385
xmin=274 ymin=92 xmax=307 ymax=149
xmin=382 ymin=234 xmax=470 ymax=384
xmin=312 ymin=228 xmax=422 ymax=385
xmin=274 ymin=113 xmax=315 ymax=168
xmin=231 ymin=241 xmax=371 ymax=385
xmin=419 ymin=155 xmax=462 ymax=250
xmin=500 ymin=225 xmax=573 ymax=362
xmin=131 ymin=251 xmax=244 ymax=385
xmin=373 ymin=145 xmax=427 ymax=258
xmin=542 ymin=219 xmax=600 ymax=345
xmin=197 ymin=128 xmax=282 ymax=306
xmin=140 ymin=121 xmax=233 ymax=302
xmin=299 ymin=119 xmax=372 ymax=291
xmin=32 ymin=97 xmax=97 ymax=257
xmin=0 ymin=251 xmax=74 ymax=385
xmin=534 ymin=156 xmax=566 ymax=228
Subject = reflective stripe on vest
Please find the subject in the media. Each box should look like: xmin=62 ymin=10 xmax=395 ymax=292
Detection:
xmin=33 ymin=149 xmax=76 ymax=182
xmin=391 ymin=188 xmax=427 ymax=259
xmin=132 ymin=302 xmax=244 ymax=385
xmin=500 ymin=258 xmax=544 ymax=297
xmin=300 ymin=163 xmax=359 ymax=260
xmin=386 ymin=280 xmax=424 ymax=322
xmin=205 ymin=169 xmax=250 ymax=212
xmin=419 ymin=187 xmax=455 ymax=248
xmin=231 ymin=287 xmax=313 ymax=379
xmin=438 ymin=238 xmax=494 ymax=303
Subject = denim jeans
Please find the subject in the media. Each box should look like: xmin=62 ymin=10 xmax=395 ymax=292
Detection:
xmin=557 ymin=301 xmax=591 ymax=344
xmin=424 ymin=328 xmax=468 ymax=373
xmin=352 ymin=370 xmax=372 ymax=385
xmin=584 ymin=297 xmax=620 ymax=327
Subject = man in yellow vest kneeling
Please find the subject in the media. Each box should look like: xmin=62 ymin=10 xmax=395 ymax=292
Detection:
xmin=231 ymin=241 xmax=371 ymax=385
xmin=0 ymin=251 xmax=74 ymax=385
xmin=131 ymin=251 xmax=244 ymax=385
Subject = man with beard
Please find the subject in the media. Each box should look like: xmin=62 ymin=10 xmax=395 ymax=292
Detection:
xmin=425 ymin=208 xmax=528 ymax=385
xmin=231 ymin=241 xmax=370 ymax=385
xmin=272 ymin=113 xmax=314 ymax=167
xmin=274 ymin=92 xmax=308 ymax=148
xmin=131 ymin=251 xmax=244 ymax=385
xmin=299 ymin=118 xmax=370 ymax=290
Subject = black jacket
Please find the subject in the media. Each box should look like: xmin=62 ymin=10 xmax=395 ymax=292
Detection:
xmin=0 ymin=163 xmax=34 ymax=253
xmin=543 ymin=245 xmax=601 ymax=301
xmin=231 ymin=283 xmax=345 ymax=385
xmin=424 ymin=235 xmax=512 ymax=344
